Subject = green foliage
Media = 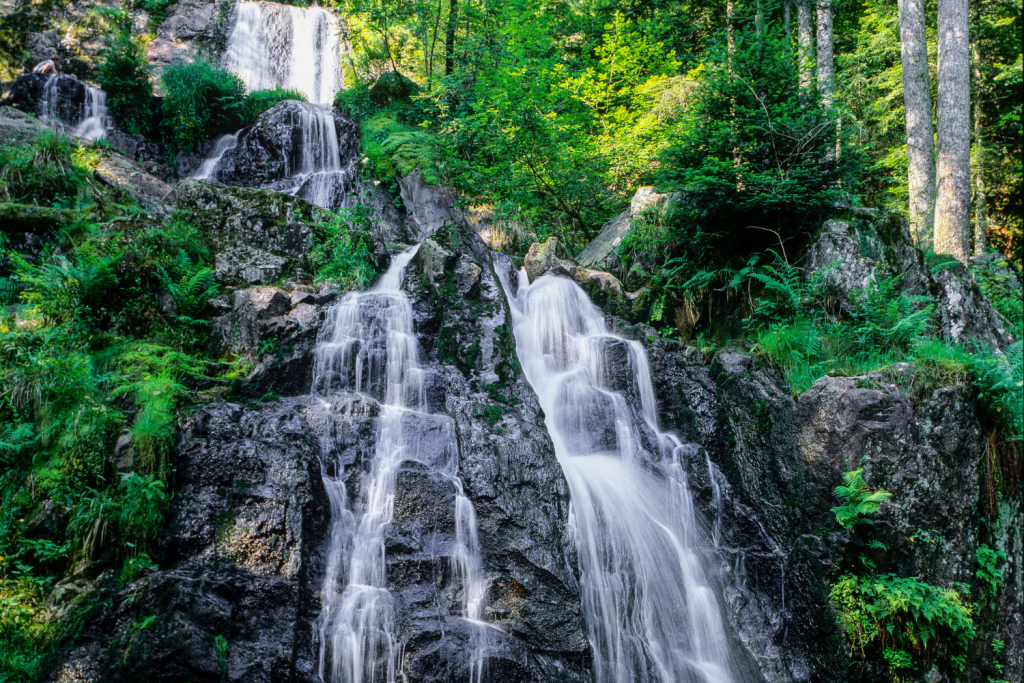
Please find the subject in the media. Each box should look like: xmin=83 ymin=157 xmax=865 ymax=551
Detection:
xmin=245 ymin=85 xmax=307 ymax=122
xmin=970 ymin=340 xmax=1024 ymax=441
xmin=117 ymin=473 xmax=167 ymax=551
xmin=15 ymin=246 xmax=120 ymax=326
xmin=96 ymin=8 xmax=154 ymax=135
xmin=0 ymin=131 xmax=90 ymax=207
xmin=157 ymin=250 xmax=218 ymax=318
xmin=659 ymin=26 xmax=861 ymax=265
xmin=115 ymin=373 xmax=189 ymax=475
xmin=832 ymin=469 xmax=893 ymax=530
xmin=975 ymin=544 xmax=1006 ymax=602
xmin=161 ymin=59 xmax=248 ymax=152
xmin=309 ymin=207 xmax=380 ymax=289
xmin=830 ymin=573 xmax=975 ymax=678
xmin=361 ymin=113 xmax=439 ymax=188
xmin=972 ymin=254 xmax=1024 ymax=337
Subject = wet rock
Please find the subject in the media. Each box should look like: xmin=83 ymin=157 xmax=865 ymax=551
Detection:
xmin=213 ymin=100 xmax=360 ymax=210
xmin=3 ymin=73 xmax=86 ymax=124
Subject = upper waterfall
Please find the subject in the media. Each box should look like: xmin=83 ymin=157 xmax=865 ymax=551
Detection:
xmin=223 ymin=0 xmax=342 ymax=105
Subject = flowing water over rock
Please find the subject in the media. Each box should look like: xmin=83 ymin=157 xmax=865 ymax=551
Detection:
xmin=498 ymin=270 xmax=759 ymax=683
xmin=192 ymin=131 xmax=239 ymax=180
xmin=30 ymin=73 xmax=110 ymax=139
xmin=223 ymin=0 xmax=342 ymax=104
xmin=313 ymin=247 xmax=491 ymax=682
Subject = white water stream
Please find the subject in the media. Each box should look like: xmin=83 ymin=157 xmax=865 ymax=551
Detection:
xmin=39 ymin=75 xmax=110 ymax=140
xmin=313 ymin=247 xmax=490 ymax=682
xmin=223 ymin=0 xmax=341 ymax=104
xmin=498 ymin=269 xmax=752 ymax=683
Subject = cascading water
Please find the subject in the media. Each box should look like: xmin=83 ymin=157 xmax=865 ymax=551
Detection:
xmin=312 ymin=247 xmax=490 ymax=682
xmin=223 ymin=0 xmax=342 ymax=104
xmin=284 ymin=103 xmax=357 ymax=208
xmin=497 ymin=268 xmax=757 ymax=683
xmin=38 ymin=75 xmax=110 ymax=140
xmin=193 ymin=132 xmax=240 ymax=180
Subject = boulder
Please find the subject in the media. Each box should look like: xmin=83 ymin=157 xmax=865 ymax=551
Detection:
xmin=806 ymin=217 xmax=1014 ymax=348
xmin=147 ymin=0 xmax=235 ymax=85
xmin=2 ymin=73 xmax=87 ymax=124
xmin=212 ymin=100 xmax=360 ymax=210
xmin=524 ymin=236 xmax=576 ymax=282
xmin=94 ymin=155 xmax=174 ymax=209
xmin=0 ymin=105 xmax=48 ymax=146
xmin=398 ymin=170 xmax=464 ymax=242
xmin=173 ymin=179 xmax=328 ymax=285
xmin=577 ymin=186 xmax=676 ymax=271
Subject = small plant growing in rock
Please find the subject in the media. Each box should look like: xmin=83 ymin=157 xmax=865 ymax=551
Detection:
xmin=831 ymin=469 xmax=892 ymax=530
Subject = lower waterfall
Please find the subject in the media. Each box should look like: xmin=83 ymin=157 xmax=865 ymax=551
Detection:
xmin=312 ymin=247 xmax=490 ymax=682
xmin=498 ymin=268 xmax=755 ymax=683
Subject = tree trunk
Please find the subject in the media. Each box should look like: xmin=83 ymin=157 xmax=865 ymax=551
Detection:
xmin=971 ymin=44 xmax=988 ymax=255
xmin=797 ymin=0 xmax=814 ymax=89
xmin=445 ymin=0 xmax=458 ymax=76
xmin=933 ymin=0 xmax=971 ymax=261
xmin=897 ymin=0 xmax=936 ymax=248
xmin=784 ymin=1 xmax=791 ymax=37
xmin=816 ymin=0 xmax=833 ymax=106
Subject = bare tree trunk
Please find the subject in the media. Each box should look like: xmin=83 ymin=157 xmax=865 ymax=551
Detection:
xmin=797 ymin=0 xmax=814 ymax=89
xmin=933 ymin=0 xmax=971 ymax=261
xmin=971 ymin=43 xmax=988 ymax=255
xmin=445 ymin=0 xmax=458 ymax=76
xmin=897 ymin=0 xmax=936 ymax=248
xmin=816 ymin=0 xmax=833 ymax=105
xmin=727 ymin=0 xmax=736 ymax=54
xmin=784 ymin=1 xmax=791 ymax=37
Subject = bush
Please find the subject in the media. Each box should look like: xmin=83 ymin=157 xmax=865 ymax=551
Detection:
xmin=309 ymin=207 xmax=380 ymax=289
xmin=96 ymin=17 xmax=153 ymax=135
xmin=244 ymin=85 xmax=307 ymax=123
xmin=117 ymin=473 xmax=168 ymax=550
xmin=0 ymin=131 xmax=89 ymax=206
xmin=161 ymin=59 xmax=248 ymax=152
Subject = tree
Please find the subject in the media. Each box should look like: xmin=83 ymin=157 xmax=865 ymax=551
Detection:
xmin=897 ymin=0 xmax=936 ymax=247
xmin=933 ymin=0 xmax=971 ymax=261
xmin=816 ymin=0 xmax=834 ymax=107
xmin=797 ymin=0 xmax=814 ymax=88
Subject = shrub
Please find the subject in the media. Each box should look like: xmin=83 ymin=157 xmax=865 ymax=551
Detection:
xmin=309 ymin=207 xmax=380 ymax=289
xmin=161 ymin=59 xmax=248 ymax=152
xmin=831 ymin=469 xmax=892 ymax=530
xmin=244 ymin=85 xmax=307 ymax=123
xmin=118 ymin=473 xmax=168 ymax=550
xmin=0 ymin=131 xmax=89 ymax=206
xmin=96 ymin=19 xmax=153 ymax=135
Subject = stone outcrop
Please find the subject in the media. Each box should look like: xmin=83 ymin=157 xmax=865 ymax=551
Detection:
xmin=807 ymin=216 xmax=1015 ymax=349
xmin=211 ymin=100 xmax=360 ymax=210
xmin=641 ymin=335 xmax=1023 ymax=683
xmin=147 ymin=0 xmax=235 ymax=84
xmin=173 ymin=179 xmax=329 ymax=285
xmin=397 ymin=170 xmax=464 ymax=242
xmin=577 ymin=186 xmax=676 ymax=271
xmin=94 ymin=155 xmax=174 ymax=209
xmin=0 ymin=105 xmax=48 ymax=145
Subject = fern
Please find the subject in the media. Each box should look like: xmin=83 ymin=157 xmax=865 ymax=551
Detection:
xmin=832 ymin=469 xmax=892 ymax=529
xmin=156 ymin=250 xmax=219 ymax=319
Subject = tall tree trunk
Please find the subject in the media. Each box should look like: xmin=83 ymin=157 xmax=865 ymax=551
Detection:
xmin=797 ymin=0 xmax=814 ymax=89
xmin=445 ymin=0 xmax=458 ymax=76
xmin=816 ymin=0 xmax=833 ymax=105
xmin=897 ymin=0 xmax=936 ymax=247
xmin=727 ymin=0 xmax=736 ymax=54
xmin=784 ymin=1 xmax=791 ymax=38
xmin=933 ymin=0 xmax=971 ymax=261
xmin=971 ymin=43 xmax=988 ymax=255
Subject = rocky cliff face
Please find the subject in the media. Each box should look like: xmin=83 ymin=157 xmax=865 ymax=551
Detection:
xmin=641 ymin=338 xmax=1022 ymax=683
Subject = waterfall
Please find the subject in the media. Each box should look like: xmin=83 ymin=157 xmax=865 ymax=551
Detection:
xmin=38 ymin=75 xmax=109 ymax=140
xmin=497 ymin=269 xmax=755 ymax=683
xmin=313 ymin=247 xmax=490 ymax=682
xmin=223 ymin=0 xmax=342 ymax=105
xmin=285 ymin=102 xmax=354 ymax=208
xmin=193 ymin=132 xmax=240 ymax=180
